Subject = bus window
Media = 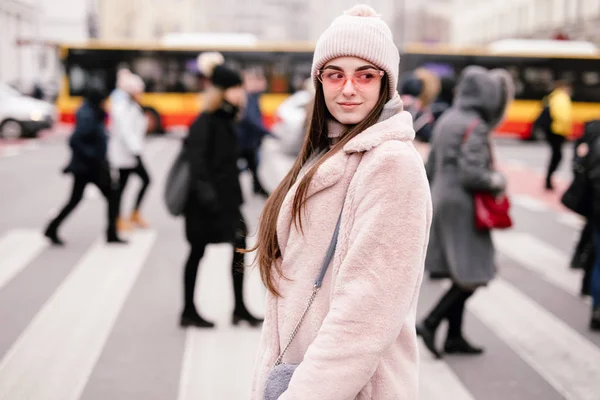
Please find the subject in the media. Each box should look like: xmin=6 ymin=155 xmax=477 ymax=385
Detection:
xmin=522 ymin=65 xmax=554 ymax=99
xmin=553 ymin=58 xmax=600 ymax=102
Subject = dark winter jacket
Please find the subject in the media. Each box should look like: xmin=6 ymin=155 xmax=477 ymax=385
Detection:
xmin=184 ymin=106 xmax=244 ymax=244
xmin=63 ymin=101 xmax=109 ymax=178
xmin=582 ymin=120 xmax=600 ymax=225
xmin=236 ymin=93 xmax=270 ymax=151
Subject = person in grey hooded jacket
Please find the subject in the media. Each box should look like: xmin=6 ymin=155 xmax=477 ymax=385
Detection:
xmin=417 ymin=66 xmax=514 ymax=359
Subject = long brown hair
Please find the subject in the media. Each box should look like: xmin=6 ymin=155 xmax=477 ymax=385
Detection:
xmin=249 ymin=75 xmax=390 ymax=296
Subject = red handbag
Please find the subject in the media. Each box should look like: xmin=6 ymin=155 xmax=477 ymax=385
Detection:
xmin=473 ymin=192 xmax=513 ymax=230
xmin=463 ymin=121 xmax=513 ymax=231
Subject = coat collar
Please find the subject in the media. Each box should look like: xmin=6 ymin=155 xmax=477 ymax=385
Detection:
xmin=306 ymin=94 xmax=412 ymax=198
xmin=343 ymin=111 xmax=415 ymax=154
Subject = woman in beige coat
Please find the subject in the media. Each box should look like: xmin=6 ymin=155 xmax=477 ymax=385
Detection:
xmin=250 ymin=5 xmax=431 ymax=399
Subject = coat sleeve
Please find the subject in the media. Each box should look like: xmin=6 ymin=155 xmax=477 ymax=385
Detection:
xmin=458 ymin=123 xmax=506 ymax=193
xmin=279 ymin=142 xmax=431 ymax=400
xmin=186 ymin=116 xmax=219 ymax=209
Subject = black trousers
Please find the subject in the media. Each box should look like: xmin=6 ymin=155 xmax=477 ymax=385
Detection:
xmin=117 ymin=156 xmax=151 ymax=216
xmin=239 ymin=149 xmax=266 ymax=193
xmin=425 ymin=283 xmax=476 ymax=339
xmin=47 ymin=170 xmax=118 ymax=239
xmin=546 ymin=133 xmax=566 ymax=186
xmin=183 ymin=214 xmax=248 ymax=313
xmin=571 ymin=220 xmax=596 ymax=296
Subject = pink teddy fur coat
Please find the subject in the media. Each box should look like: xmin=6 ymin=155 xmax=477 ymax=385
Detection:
xmin=250 ymin=110 xmax=432 ymax=400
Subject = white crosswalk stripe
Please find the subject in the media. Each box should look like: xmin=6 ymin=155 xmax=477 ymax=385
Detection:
xmin=0 ymin=229 xmax=48 ymax=290
xmin=2 ymin=138 xmax=600 ymax=400
xmin=418 ymin=343 xmax=475 ymax=400
xmin=493 ymin=230 xmax=582 ymax=297
xmin=469 ymin=279 xmax=600 ymax=400
xmin=0 ymin=231 xmax=156 ymax=400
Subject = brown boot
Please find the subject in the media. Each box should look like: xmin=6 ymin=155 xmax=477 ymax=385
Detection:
xmin=117 ymin=217 xmax=133 ymax=232
xmin=130 ymin=210 xmax=149 ymax=228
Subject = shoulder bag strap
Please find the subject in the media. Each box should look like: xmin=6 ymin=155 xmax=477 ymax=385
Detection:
xmin=274 ymin=208 xmax=344 ymax=366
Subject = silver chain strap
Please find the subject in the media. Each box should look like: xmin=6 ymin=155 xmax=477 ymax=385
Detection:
xmin=274 ymin=285 xmax=320 ymax=366
xmin=273 ymin=208 xmax=343 ymax=367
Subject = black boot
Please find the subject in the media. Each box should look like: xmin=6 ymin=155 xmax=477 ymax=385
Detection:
xmin=253 ymin=185 xmax=270 ymax=198
xmin=233 ymin=306 xmax=264 ymax=327
xmin=180 ymin=308 xmax=215 ymax=329
xmin=416 ymin=284 xmax=466 ymax=359
xmin=107 ymin=233 xmax=128 ymax=244
xmin=590 ymin=307 xmax=600 ymax=331
xmin=444 ymin=336 xmax=484 ymax=355
xmin=416 ymin=321 xmax=442 ymax=359
xmin=44 ymin=223 xmax=65 ymax=246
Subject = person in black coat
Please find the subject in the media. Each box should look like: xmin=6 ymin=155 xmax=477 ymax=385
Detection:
xmin=567 ymin=121 xmax=600 ymax=298
xmin=180 ymin=53 xmax=263 ymax=328
xmin=577 ymin=119 xmax=600 ymax=330
xmin=44 ymin=88 xmax=126 ymax=245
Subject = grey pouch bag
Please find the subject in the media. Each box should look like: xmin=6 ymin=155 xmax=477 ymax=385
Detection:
xmin=263 ymin=209 xmax=343 ymax=400
xmin=263 ymin=363 xmax=298 ymax=400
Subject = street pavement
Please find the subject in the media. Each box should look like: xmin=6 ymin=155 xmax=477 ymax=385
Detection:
xmin=0 ymin=129 xmax=598 ymax=400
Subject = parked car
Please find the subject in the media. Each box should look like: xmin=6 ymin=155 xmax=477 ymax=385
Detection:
xmin=0 ymin=83 xmax=55 ymax=139
xmin=270 ymin=89 xmax=313 ymax=156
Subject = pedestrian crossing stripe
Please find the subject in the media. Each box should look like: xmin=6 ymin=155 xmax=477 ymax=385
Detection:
xmin=419 ymin=342 xmax=475 ymax=400
xmin=493 ymin=230 xmax=582 ymax=297
xmin=0 ymin=223 xmax=596 ymax=398
xmin=0 ymin=231 xmax=156 ymax=400
xmin=469 ymin=279 xmax=600 ymax=400
xmin=0 ymin=229 xmax=47 ymax=290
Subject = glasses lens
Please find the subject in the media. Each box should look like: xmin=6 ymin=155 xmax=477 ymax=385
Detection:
xmin=353 ymin=69 xmax=383 ymax=89
xmin=320 ymin=71 xmax=346 ymax=88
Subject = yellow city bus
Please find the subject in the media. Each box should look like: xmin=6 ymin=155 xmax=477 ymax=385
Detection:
xmin=401 ymin=40 xmax=600 ymax=139
xmin=57 ymin=39 xmax=600 ymax=139
xmin=56 ymin=40 xmax=315 ymax=131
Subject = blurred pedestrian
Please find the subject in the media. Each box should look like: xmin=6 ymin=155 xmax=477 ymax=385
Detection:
xmin=108 ymin=73 xmax=151 ymax=231
xmin=110 ymin=68 xmax=132 ymax=106
xmin=236 ymin=71 xmax=271 ymax=197
xmin=179 ymin=52 xmax=263 ymax=329
xmin=544 ymin=81 xmax=573 ymax=190
xmin=563 ymin=120 xmax=600 ymax=298
xmin=250 ymin=5 xmax=431 ymax=399
xmin=431 ymin=75 xmax=456 ymax=123
xmin=417 ymin=66 xmax=514 ymax=358
xmin=577 ymin=119 xmax=600 ymax=331
xmin=400 ymin=68 xmax=440 ymax=143
xmin=44 ymin=87 xmax=126 ymax=245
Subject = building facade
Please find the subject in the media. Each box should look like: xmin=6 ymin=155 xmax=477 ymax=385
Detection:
xmin=443 ymin=0 xmax=600 ymax=45
xmin=97 ymin=0 xmax=408 ymax=42
xmin=0 ymin=0 xmax=38 ymax=87
xmin=0 ymin=0 xmax=89 ymax=94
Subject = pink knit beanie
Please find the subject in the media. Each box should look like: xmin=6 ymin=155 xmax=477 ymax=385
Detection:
xmin=312 ymin=4 xmax=399 ymax=99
